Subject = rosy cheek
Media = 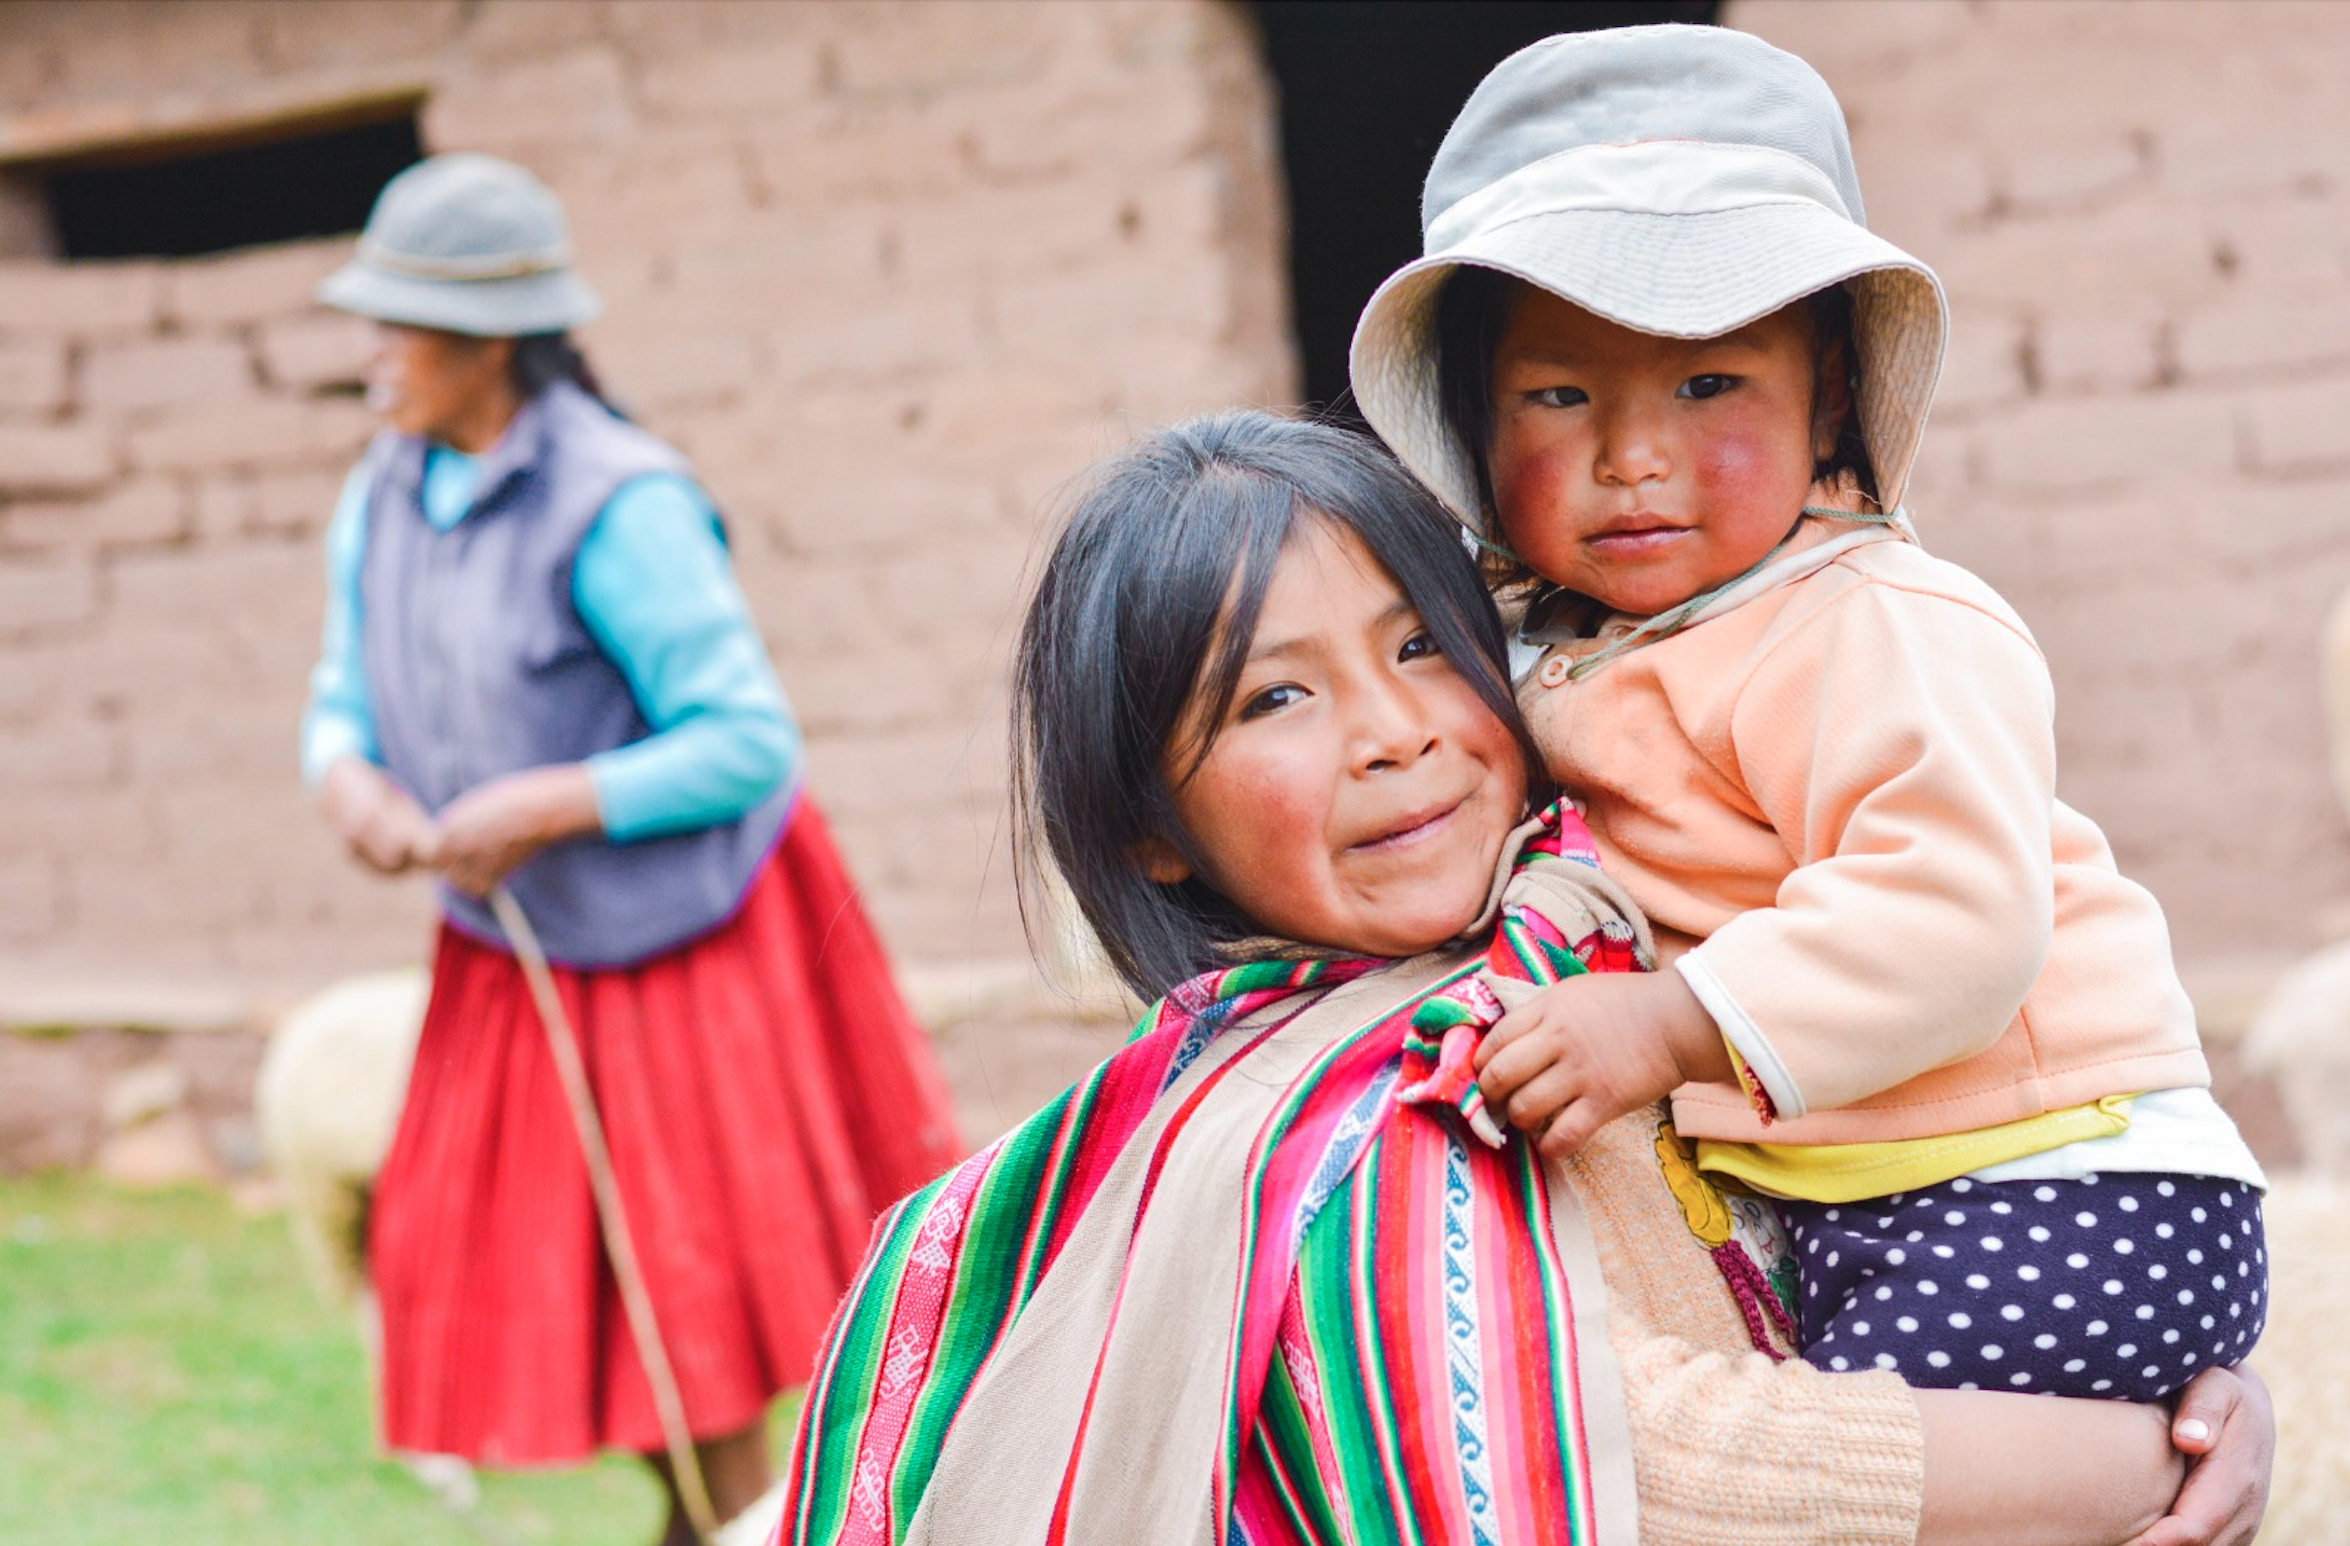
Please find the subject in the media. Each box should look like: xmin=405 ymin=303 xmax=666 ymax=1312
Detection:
xmin=1491 ymin=452 xmax=1566 ymax=550
xmin=1691 ymin=419 xmax=1773 ymax=496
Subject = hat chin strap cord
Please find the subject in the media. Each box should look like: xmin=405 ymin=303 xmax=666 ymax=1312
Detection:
xmin=489 ymin=885 xmax=722 ymax=1546
xmin=1563 ymin=504 xmax=1904 ymax=683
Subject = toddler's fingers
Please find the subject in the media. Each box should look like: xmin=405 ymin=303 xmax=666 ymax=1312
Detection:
xmin=1491 ymin=1062 xmax=1581 ymax=1134
xmin=1535 ymin=1100 xmax=1604 ymax=1160
xmin=1474 ymin=1002 xmax=1544 ymax=1069
xmin=1476 ymin=1030 xmax=1569 ymax=1108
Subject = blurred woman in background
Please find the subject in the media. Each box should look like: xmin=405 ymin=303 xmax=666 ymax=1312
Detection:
xmin=302 ymin=152 xmax=958 ymax=1545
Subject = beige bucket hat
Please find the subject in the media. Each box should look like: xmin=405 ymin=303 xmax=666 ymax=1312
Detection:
xmin=1350 ymin=23 xmax=1946 ymax=530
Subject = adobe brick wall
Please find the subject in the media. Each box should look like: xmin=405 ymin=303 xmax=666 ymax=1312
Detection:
xmin=9 ymin=0 xmax=2349 ymax=1031
xmin=1730 ymin=0 xmax=2350 ymax=980
xmin=0 ymin=0 xmax=1293 ymax=1015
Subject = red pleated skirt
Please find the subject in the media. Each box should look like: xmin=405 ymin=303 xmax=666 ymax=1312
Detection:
xmin=368 ymin=799 xmax=961 ymax=1465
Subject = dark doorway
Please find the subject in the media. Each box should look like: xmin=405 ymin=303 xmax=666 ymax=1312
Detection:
xmin=1256 ymin=1 xmax=1719 ymax=428
xmin=41 ymin=109 xmax=424 ymax=261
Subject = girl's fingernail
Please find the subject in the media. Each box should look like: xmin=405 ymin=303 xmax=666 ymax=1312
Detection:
xmin=2177 ymin=1418 xmax=2211 ymax=1444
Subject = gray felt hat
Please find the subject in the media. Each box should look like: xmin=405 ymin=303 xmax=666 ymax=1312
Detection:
xmin=1351 ymin=24 xmax=1947 ymax=527
xmin=318 ymin=153 xmax=601 ymax=337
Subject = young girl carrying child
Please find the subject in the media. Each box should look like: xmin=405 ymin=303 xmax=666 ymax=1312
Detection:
xmin=1349 ymin=23 xmax=2268 ymax=1403
xmin=774 ymin=409 xmax=2267 ymax=1546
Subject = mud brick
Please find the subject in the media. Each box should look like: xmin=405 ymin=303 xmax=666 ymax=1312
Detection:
xmin=0 ymin=422 xmax=118 ymax=495
xmin=256 ymin=312 xmax=370 ymax=393
xmin=2242 ymin=379 xmax=2350 ymax=478
xmin=0 ymin=337 xmax=70 ymax=414
xmin=0 ymin=260 xmax=161 ymax=335
xmin=80 ymin=334 xmax=255 ymax=418
xmin=0 ymin=550 xmax=99 ymax=634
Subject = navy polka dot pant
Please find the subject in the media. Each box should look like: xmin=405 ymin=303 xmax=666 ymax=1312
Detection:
xmin=1778 ymin=1172 xmax=2266 ymax=1399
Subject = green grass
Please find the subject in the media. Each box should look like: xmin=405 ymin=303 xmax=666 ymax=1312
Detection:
xmin=0 ymin=1173 xmax=797 ymax=1546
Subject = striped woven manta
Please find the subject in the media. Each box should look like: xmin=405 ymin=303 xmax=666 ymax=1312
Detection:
xmin=777 ymin=806 xmax=1647 ymax=1546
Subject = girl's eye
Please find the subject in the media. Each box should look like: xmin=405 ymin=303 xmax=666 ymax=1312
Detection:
xmin=1237 ymin=683 xmax=1306 ymax=721
xmin=1528 ymin=386 xmax=1588 ymax=408
xmin=1679 ymin=374 xmax=1734 ymax=400
xmin=1398 ymin=631 xmax=1441 ymax=663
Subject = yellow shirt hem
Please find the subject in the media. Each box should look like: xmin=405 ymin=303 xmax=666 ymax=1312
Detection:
xmin=1694 ymin=1094 xmax=2134 ymax=1203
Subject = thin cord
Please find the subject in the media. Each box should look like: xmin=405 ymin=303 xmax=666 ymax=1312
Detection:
xmin=1564 ymin=506 xmax=1903 ymax=682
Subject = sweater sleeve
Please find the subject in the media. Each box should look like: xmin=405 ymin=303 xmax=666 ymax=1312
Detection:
xmin=1560 ymin=1111 xmax=1926 ymax=1543
xmin=1676 ymin=580 xmax=2058 ymax=1119
xmin=573 ymin=473 xmax=801 ymax=842
xmin=299 ymin=466 xmax=378 ymax=786
xmin=1615 ymin=1318 xmax=1924 ymax=1546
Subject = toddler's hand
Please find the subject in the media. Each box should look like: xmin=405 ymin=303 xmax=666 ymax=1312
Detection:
xmin=1473 ymin=971 xmax=1730 ymax=1158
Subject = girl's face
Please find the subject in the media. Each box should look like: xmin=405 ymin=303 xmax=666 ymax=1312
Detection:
xmin=1485 ymin=290 xmax=1841 ymax=617
xmin=1141 ymin=517 xmax=1527 ymax=959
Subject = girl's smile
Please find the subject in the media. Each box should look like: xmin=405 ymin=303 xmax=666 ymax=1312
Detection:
xmin=1485 ymin=291 xmax=1844 ymax=618
xmin=1140 ymin=517 xmax=1527 ymax=960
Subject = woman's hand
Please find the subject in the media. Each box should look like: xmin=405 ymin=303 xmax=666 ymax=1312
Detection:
xmin=428 ymin=764 xmax=603 ymax=898
xmin=2128 ymin=1364 xmax=2273 ymax=1546
xmin=317 ymin=757 xmax=437 ymax=876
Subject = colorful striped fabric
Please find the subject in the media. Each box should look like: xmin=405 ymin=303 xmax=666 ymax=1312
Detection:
xmin=776 ymin=804 xmax=1643 ymax=1546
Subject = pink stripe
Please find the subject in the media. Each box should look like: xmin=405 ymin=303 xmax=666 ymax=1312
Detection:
xmin=836 ymin=1157 xmax=991 ymax=1546
xmin=1470 ymin=1147 xmax=1538 ymax=1544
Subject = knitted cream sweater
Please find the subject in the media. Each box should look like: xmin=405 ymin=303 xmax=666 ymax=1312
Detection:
xmin=1565 ymin=1109 xmax=1925 ymax=1544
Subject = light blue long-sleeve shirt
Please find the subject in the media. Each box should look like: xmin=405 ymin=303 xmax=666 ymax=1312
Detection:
xmin=302 ymin=446 xmax=800 ymax=842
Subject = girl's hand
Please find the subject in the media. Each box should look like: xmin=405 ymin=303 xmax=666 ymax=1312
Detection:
xmin=427 ymin=764 xmax=603 ymax=898
xmin=1474 ymin=971 xmax=1732 ymax=1157
xmin=2127 ymin=1364 xmax=2273 ymax=1546
xmin=317 ymin=756 xmax=437 ymax=876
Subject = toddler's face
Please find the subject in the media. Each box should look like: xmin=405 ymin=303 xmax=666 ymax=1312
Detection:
xmin=1485 ymin=291 xmax=1838 ymax=617
xmin=1142 ymin=517 xmax=1526 ymax=960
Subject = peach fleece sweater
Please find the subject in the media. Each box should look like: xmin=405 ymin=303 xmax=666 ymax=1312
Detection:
xmin=1520 ymin=533 xmax=2209 ymax=1146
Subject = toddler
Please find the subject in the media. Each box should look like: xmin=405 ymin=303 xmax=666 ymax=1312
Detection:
xmin=1350 ymin=24 xmax=2267 ymax=1400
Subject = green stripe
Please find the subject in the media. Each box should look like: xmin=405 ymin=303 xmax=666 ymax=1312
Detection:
xmin=1344 ymin=1136 xmax=1426 ymax=1546
xmin=892 ymin=1100 xmax=1079 ymax=1516
xmin=1014 ymin=1071 xmax=1103 ymax=1301
xmin=1296 ymin=1158 xmax=1402 ymax=1544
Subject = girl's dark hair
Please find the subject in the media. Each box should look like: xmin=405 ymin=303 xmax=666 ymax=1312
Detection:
xmin=509 ymin=331 xmax=611 ymax=405
xmin=1431 ymin=266 xmax=1883 ymax=594
xmin=1012 ymin=409 xmax=1544 ymax=1002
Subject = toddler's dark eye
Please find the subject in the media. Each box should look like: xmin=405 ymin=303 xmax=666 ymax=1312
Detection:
xmin=1238 ymin=683 xmax=1306 ymax=721
xmin=1398 ymin=631 xmax=1441 ymax=662
xmin=1529 ymin=386 xmax=1588 ymax=408
xmin=1680 ymin=375 xmax=1734 ymax=400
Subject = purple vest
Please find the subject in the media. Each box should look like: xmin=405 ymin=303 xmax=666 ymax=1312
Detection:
xmin=357 ymin=380 xmax=791 ymax=967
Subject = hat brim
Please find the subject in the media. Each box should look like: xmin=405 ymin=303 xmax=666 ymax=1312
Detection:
xmin=317 ymin=261 xmax=602 ymax=337
xmin=1351 ymin=200 xmax=1946 ymax=529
